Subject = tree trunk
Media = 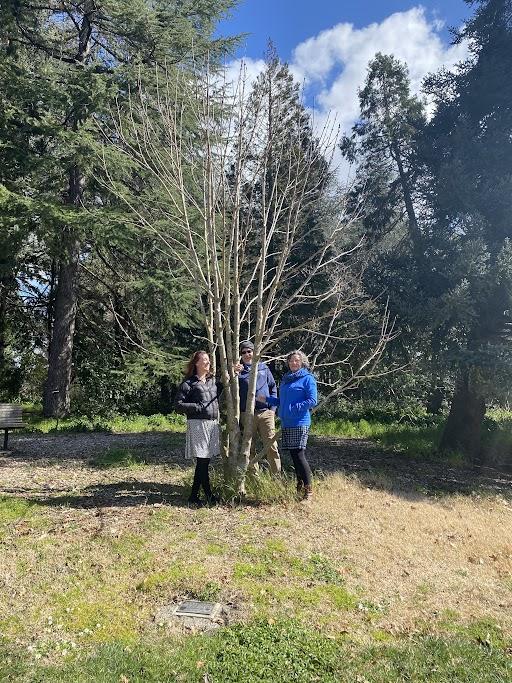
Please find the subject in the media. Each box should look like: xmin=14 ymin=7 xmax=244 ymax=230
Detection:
xmin=439 ymin=370 xmax=486 ymax=461
xmin=426 ymin=329 xmax=445 ymax=414
xmin=42 ymin=4 xmax=94 ymax=417
xmin=159 ymin=375 xmax=172 ymax=413
xmin=43 ymin=165 xmax=83 ymax=417
xmin=0 ymin=277 xmax=8 ymax=374
xmin=43 ymin=235 xmax=81 ymax=417
xmin=392 ymin=141 xmax=427 ymax=273
xmin=0 ymin=276 xmax=9 ymax=393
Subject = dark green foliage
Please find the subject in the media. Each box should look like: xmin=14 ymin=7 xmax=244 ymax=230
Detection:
xmin=339 ymin=52 xmax=456 ymax=414
xmin=422 ymin=0 xmax=512 ymax=457
xmin=0 ymin=0 xmax=238 ymax=413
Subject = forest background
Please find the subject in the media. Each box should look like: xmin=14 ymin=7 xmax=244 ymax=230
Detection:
xmin=1 ymin=0 xmax=512 ymax=467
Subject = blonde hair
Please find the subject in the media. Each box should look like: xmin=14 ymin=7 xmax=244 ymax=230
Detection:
xmin=286 ymin=350 xmax=310 ymax=369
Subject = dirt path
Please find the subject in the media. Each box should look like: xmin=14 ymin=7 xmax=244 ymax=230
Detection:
xmin=2 ymin=431 xmax=511 ymax=501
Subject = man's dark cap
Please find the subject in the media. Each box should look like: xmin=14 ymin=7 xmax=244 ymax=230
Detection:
xmin=240 ymin=340 xmax=254 ymax=351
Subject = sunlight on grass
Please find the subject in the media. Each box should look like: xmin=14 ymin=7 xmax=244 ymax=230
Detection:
xmin=1 ymin=619 xmax=511 ymax=683
xmin=23 ymin=410 xmax=186 ymax=434
xmin=312 ymin=417 xmax=445 ymax=457
xmin=0 ymin=496 xmax=36 ymax=524
xmin=18 ymin=404 xmax=512 ymax=468
xmin=89 ymin=447 xmax=146 ymax=469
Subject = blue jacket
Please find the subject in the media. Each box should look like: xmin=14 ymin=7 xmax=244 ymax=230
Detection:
xmin=238 ymin=362 xmax=278 ymax=412
xmin=266 ymin=368 xmax=318 ymax=427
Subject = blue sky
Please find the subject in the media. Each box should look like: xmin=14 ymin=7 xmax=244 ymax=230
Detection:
xmin=218 ymin=1 xmax=472 ymax=179
xmin=219 ymin=1 xmax=471 ymax=61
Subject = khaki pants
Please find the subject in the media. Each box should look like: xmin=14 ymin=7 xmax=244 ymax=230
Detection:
xmin=242 ymin=409 xmax=281 ymax=474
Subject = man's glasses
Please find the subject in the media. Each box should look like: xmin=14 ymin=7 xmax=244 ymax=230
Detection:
xmin=241 ymin=350 xmax=253 ymax=355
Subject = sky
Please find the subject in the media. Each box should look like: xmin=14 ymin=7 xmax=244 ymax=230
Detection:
xmin=219 ymin=1 xmax=471 ymax=62
xmin=217 ymin=1 xmax=472 ymax=177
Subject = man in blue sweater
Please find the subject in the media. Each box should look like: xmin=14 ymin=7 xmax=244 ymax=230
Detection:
xmin=235 ymin=340 xmax=281 ymax=475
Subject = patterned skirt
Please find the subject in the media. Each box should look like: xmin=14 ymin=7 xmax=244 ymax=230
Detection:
xmin=185 ymin=419 xmax=220 ymax=460
xmin=281 ymin=426 xmax=310 ymax=450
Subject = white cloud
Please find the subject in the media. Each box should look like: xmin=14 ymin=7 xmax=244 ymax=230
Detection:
xmin=224 ymin=57 xmax=266 ymax=96
xmin=291 ymin=7 xmax=468 ymax=134
xmin=290 ymin=6 xmax=469 ymax=182
xmin=226 ymin=7 xmax=469 ymax=183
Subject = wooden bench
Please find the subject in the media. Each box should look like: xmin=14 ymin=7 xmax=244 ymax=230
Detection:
xmin=0 ymin=404 xmax=27 ymax=451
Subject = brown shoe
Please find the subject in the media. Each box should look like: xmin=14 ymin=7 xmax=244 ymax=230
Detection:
xmin=302 ymin=485 xmax=313 ymax=501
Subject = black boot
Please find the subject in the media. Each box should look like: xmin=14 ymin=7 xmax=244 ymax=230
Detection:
xmin=188 ymin=496 xmax=205 ymax=508
xmin=188 ymin=459 xmax=203 ymax=506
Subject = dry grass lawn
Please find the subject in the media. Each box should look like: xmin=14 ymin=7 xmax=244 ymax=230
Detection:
xmin=1 ymin=432 xmax=511 ymax=667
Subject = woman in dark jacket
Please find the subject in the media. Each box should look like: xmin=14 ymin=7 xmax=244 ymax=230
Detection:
xmin=175 ymin=350 xmax=221 ymax=506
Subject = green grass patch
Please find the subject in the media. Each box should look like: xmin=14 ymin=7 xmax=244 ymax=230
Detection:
xmin=233 ymin=545 xmax=357 ymax=619
xmin=205 ymin=542 xmax=229 ymax=555
xmin=55 ymin=596 xmax=139 ymax=644
xmin=1 ymin=619 xmax=511 ymax=682
xmin=135 ymin=561 xmax=209 ymax=598
xmin=312 ymin=417 xmax=444 ymax=458
xmin=0 ymin=496 xmax=36 ymax=524
xmin=209 ymin=469 xmax=298 ymax=505
xmin=312 ymin=405 xmax=512 ymax=462
xmin=22 ymin=411 xmax=186 ymax=435
xmin=292 ymin=553 xmax=346 ymax=585
xmin=18 ymin=404 xmax=512 ymax=465
xmin=89 ymin=447 xmax=147 ymax=469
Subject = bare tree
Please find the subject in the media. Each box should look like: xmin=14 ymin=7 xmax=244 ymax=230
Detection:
xmin=102 ymin=61 xmax=395 ymax=489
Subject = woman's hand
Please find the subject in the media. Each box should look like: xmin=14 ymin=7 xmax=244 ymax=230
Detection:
xmin=256 ymin=394 xmax=267 ymax=404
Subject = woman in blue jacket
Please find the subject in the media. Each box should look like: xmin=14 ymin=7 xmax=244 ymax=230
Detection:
xmin=258 ymin=350 xmax=317 ymax=499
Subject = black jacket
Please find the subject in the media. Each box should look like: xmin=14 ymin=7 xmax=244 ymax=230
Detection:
xmin=174 ymin=375 xmax=222 ymax=420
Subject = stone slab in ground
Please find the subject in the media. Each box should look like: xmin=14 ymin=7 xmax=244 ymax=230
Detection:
xmin=154 ymin=600 xmax=227 ymax=633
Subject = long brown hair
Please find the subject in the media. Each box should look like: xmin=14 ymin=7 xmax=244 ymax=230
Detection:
xmin=184 ymin=350 xmax=212 ymax=379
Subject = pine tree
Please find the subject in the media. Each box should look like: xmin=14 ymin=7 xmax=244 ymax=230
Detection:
xmin=238 ymin=48 xmax=334 ymax=349
xmin=339 ymin=53 xmax=454 ymax=412
xmin=423 ymin=0 xmax=512 ymax=459
xmin=0 ymin=0 xmax=237 ymax=415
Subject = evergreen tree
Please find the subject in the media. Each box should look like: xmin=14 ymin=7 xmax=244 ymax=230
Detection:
xmin=238 ymin=48 xmax=334 ymax=350
xmin=341 ymin=53 xmax=427 ymax=269
xmin=423 ymin=0 xmax=512 ymax=459
xmin=340 ymin=53 xmax=455 ymax=412
xmin=0 ymin=0 xmax=237 ymax=415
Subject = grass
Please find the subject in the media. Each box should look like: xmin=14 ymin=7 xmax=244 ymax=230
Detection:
xmin=21 ymin=407 xmax=187 ymax=434
xmin=18 ymin=402 xmax=512 ymax=466
xmin=0 ymin=495 xmax=36 ymax=524
xmin=2 ymin=408 xmax=512 ymax=681
xmin=89 ymin=447 xmax=147 ymax=469
xmin=312 ymin=405 xmax=512 ymax=461
xmin=311 ymin=416 xmax=445 ymax=458
xmin=0 ymin=619 xmax=510 ymax=682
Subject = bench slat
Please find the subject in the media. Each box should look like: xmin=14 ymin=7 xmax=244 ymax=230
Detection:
xmin=0 ymin=405 xmax=26 ymax=434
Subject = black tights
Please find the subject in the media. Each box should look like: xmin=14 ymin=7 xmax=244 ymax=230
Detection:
xmin=289 ymin=448 xmax=312 ymax=487
xmin=190 ymin=457 xmax=212 ymax=500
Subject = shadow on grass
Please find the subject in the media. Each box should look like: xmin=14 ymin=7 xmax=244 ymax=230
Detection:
xmin=25 ymin=481 xmax=190 ymax=509
xmin=305 ymin=436 xmax=512 ymax=499
xmin=2 ymin=431 xmax=186 ymax=468
xmin=4 ymin=429 xmax=512 ymax=502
